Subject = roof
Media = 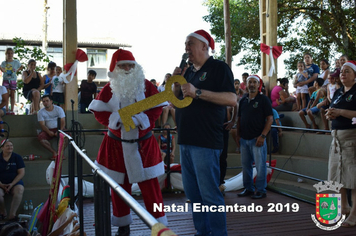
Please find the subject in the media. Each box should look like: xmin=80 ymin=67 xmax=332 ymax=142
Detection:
xmin=0 ymin=38 xmax=131 ymax=49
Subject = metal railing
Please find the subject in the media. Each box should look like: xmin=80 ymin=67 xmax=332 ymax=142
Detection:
xmin=59 ymin=130 xmax=176 ymax=236
xmin=266 ymin=124 xmax=331 ymax=202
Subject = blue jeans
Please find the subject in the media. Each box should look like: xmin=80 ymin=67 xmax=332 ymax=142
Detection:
xmin=240 ymin=138 xmax=267 ymax=193
xmin=180 ymin=144 xmax=227 ymax=236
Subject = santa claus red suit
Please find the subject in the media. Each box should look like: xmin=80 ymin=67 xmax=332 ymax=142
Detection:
xmin=89 ymin=49 xmax=167 ymax=232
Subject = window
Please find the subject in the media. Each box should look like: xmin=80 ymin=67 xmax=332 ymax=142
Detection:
xmin=87 ymin=49 xmax=107 ymax=68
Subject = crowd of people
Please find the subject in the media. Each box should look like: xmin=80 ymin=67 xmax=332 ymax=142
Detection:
xmin=0 ymin=49 xmax=98 ymax=115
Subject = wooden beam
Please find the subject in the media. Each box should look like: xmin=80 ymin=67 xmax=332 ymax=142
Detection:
xmin=259 ymin=0 xmax=278 ymax=95
xmin=63 ymin=0 xmax=78 ymax=112
xmin=223 ymin=0 xmax=232 ymax=68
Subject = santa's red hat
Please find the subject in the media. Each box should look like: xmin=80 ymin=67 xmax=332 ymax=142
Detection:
xmin=247 ymin=75 xmax=261 ymax=82
xmin=109 ymin=49 xmax=136 ymax=72
xmin=342 ymin=60 xmax=356 ymax=72
xmin=247 ymin=75 xmax=263 ymax=92
xmin=188 ymin=30 xmax=215 ymax=53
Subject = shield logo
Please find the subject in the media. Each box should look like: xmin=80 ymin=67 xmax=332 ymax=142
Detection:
xmin=199 ymin=72 xmax=207 ymax=81
xmin=315 ymin=193 xmax=342 ymax=225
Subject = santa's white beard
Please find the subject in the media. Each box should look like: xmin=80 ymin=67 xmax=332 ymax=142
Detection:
xmin=109 ymin=64 xmax=145 ymax=102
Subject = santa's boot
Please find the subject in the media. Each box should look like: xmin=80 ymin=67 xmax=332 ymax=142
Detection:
xmin=115 ymin=225 xmax=130 ymax=236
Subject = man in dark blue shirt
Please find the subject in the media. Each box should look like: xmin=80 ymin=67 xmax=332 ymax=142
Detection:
xmin=236 ymin=75 xmax=273 ymax=199
xmin=173 ymin=29 xmax=236 ymax=236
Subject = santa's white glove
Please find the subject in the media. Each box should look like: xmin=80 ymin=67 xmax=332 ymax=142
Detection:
xmin=108 ymin=111 xmax=122 ymax=130
xmin=132 ymin=112 xmax=150 ymax=130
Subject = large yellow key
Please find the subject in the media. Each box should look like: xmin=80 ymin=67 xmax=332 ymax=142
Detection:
xmin=119 ymin=75 xmax=192 ymax=131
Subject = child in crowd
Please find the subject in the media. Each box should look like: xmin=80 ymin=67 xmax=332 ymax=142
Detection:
xmin=52 ymin=66 xmax=65 ymax=109
xmin=298 ymin=78 xmax=325 ymax=130
xmin=270 ymin=109 xmax=283 ymax=153
xmin=150 ymin=79 xmax=157 ymax=88
xmin=43 ymin=62 xmax=56 ymax=95
xmin=0 ymin=48 xmax=23 ymax=114
xmin=319 ymin=59 xmax=330 ymax=86
xmin=239 ymin=72 xmax=249 ymax=93
xmin=79 ymin=70 xmax=97 ymax=113
xmin=294 ymin=61 xmax=309 ymax=110
xmin=317 ymin=71 xmax=340 ymax=133
xmin=158 ymin=123 xmax=176 ymax=165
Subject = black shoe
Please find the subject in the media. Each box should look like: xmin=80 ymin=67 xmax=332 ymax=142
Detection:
xmin=251 ymin=192 xmax=266 ymax=199
xmin=237 ymin=189 xmax=254 ymax=197
xmin=115 ymin=225 xmax=130 ymax=236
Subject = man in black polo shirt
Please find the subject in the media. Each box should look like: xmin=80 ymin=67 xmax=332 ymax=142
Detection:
xmin=173 ymin=29 xmax=236 ymax=236
xmin=236 ymin=75 xmax=273 ymax=199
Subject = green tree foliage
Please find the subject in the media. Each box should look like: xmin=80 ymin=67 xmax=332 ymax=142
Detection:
xmin=203 ymin=0 xmax=356 ymax=75
xmin=12 ymin=37 xmax=51 ymax=93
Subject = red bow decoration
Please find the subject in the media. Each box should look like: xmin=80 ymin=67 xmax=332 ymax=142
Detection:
xmin=260 ymin=43 xmax=283 ymax=76
xmin=61 ymin=49 xmax=88 ymax=83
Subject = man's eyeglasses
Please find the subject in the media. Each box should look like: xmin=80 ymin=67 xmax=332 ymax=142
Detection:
xmin=5 ymin=163 xmax=10 ymax=171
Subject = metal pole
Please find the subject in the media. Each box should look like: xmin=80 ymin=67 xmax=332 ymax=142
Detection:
xmin=77 ymin=150 xmax=84 ymax=236
xmin=94 ymin=172 xmax=111 ymax=236
xmin=42 ymin=0 xmax=49 ymax=54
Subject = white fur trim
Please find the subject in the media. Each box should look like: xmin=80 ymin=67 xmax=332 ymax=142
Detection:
xmin=88 ymin=99 xmax=113 ymax=112
xmin=121 ymin=127 xmax=165 ymax=183
xmin=108 ymin=112 xmax=122 ymax=130
xmin=95 ymin=161 xmax=125 ymax=184
xmin=188 ymin=32 xmax=210 ymax=47
xmin=116 ymin=60 xmax=136 ymax=65
xmin=112 ymin=214 xmax=132 ymax=227
xmin=247 ymin=75 xmax=261 ymax=82
xmin=133 ymin=112 xmax=150 ymax=130
xmin=342 ymin=62 xmax=356 ymax=72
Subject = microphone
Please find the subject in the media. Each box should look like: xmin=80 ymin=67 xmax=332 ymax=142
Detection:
xmin=179 ymin=53 xmax=189 ymax=73
xmin=71 ymin=99 xmax=75 ymax=104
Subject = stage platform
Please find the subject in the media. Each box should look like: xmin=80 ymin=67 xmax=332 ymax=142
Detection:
xmin=81 ymin=190 xmax=354 ymax=236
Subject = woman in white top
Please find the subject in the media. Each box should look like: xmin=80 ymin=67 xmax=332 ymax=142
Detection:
xmin=319 ymin=59 xmax=330 ymax=86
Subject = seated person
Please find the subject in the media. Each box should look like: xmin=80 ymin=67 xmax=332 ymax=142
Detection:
xmin=157 ymin=123 xmax=175 ymax=165
xmin=161 ymin=102 xmax=176 ymax=127
xmin=298 ymin=78 xmax=325 ymax=130
xmin=0 ymin=139 xmax=25 ymax=221
xmin=37 ymin=95 xmax=67 ymax=160
xmin=272 ymin=78 xmax=296 ymax=111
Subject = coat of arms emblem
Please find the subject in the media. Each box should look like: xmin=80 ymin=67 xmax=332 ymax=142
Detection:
xmin=311 ymin=181 xmax=346 ymax=230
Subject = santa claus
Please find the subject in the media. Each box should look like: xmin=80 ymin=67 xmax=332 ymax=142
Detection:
xmin=88 ymin=49 xmax=167 ymax=236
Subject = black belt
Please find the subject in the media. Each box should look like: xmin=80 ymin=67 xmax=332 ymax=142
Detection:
xmin=108 ymin=130 xmax=152 ymax=143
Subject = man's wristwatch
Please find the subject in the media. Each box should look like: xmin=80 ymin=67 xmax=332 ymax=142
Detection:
xmin=260 ymin=134 xmax=267 ymax=139
xmin=195 ymin=89 xmax=202 ymax=99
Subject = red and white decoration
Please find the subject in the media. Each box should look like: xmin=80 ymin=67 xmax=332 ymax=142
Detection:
xmin=260 ymin=43 xmax=283 ymax=77
xmin=60 ymin=49 xmax=88 ymax=84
